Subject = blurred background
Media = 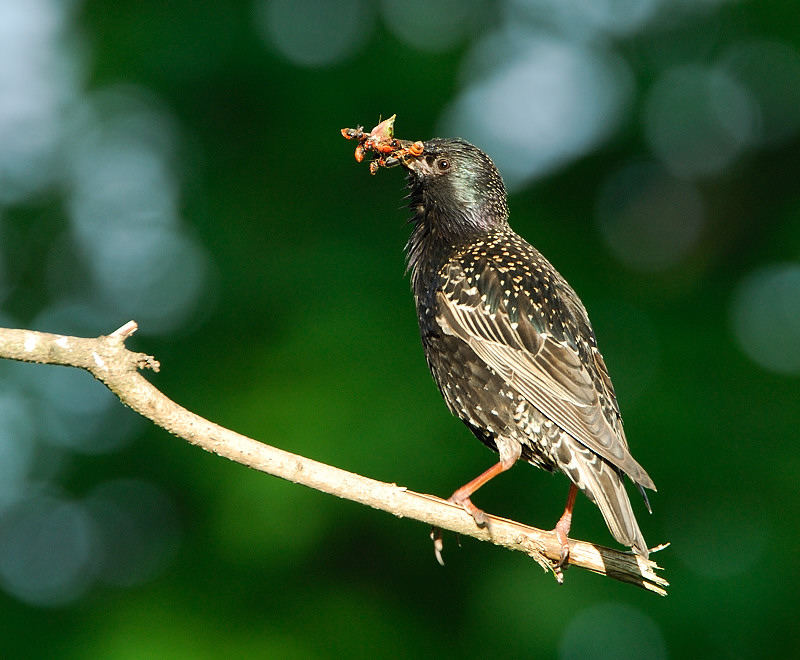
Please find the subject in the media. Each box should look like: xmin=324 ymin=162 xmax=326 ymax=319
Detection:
xmin=0 ymin=0 xmax=798 ymax=657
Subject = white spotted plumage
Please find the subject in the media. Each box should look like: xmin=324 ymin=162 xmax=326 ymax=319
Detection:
xmin=401 ymin=137 xmax=655 ymax=556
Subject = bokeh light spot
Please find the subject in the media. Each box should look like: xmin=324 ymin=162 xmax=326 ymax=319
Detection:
xmin=730 ymin=263 xmax=800 ymax=375
xmin=88 ymin=227 xmax=209 ymax=334
xmin=19 ymin=360 xmax=139 ymax=454
xmin=64 ymin=87 xmax=209 ymax=335
xmin=255 ymin=0 xmax=374 ymax=68
xmin=0 ymin=0 xmax=82 ymax=204
xmin=0 ymin=216 xmax=7 ymax=302
xmin=721 ymin=40 xmax=800 ymax=146
xmin=643 ymin=65 xmax=756 ymax=178
xmin=380 ymin=0 xmax=484 ymax=53
xmin=596 ymin=161 xmax=705 ymax=271
xmin=510 ymin=0 xmax=661 ymax=37
xmin=16 ymin=302 xmax=144 ymax=454
xmin=0 ymin=494 xmax=95 ymax=606
xmin=36 ymin=399 xmax=142 ymax=455
xmin=86 ymin=479 xmax=181 ymax=587
xmin=0 ymin=391 xmax=37 ymax=504
xmin=442 ymin=30 xmax=631 ymax=189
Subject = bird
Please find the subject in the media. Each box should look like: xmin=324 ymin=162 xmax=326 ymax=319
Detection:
xmin=392 ymin=137 xmax=655 ymax=564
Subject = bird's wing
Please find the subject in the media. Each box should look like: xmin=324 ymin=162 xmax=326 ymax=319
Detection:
xmin=436 ymin=259 xmax=655 ymax=490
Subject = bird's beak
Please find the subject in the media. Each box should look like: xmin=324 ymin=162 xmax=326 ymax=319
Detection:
xmin=386 ymin=142 xmax=431 ymax=175
xmin=386 ymin=145 xmax=431 ymax=176
xmin=381 ymin=154 xmax=406 ymax=169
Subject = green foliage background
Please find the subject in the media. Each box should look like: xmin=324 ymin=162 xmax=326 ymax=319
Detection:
xmin=1 ymin=1 xmax=799 ymax=657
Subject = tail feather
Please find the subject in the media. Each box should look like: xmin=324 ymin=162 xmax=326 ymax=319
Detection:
xmin=637 ymin=483 xmax=653 ymax=515
xmin=561 ymin=437 xmax=649 ymax=558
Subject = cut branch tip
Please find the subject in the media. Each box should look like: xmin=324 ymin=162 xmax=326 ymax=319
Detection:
xmin=112 ymin=320 xmax=139 ymax=339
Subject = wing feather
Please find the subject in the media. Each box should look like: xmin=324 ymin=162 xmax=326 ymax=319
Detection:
xmin=437 ymin=259 xmax=655 ymax=490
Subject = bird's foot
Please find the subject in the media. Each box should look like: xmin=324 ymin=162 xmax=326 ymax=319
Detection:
xmin=431 ymin=495 xmax=490 ymax=566
xmin=553 ymin=511 xmax=572 ymax=568
xmin=551 ymin=483 xmax=578 ymax=568
xmin=431 ymin=527 xmax=446 ymax=566
xmin=450 ymin=493 xmax=489 ymax=527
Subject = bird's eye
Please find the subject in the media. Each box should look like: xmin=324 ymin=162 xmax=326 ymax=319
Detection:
xmin=436 ymin=158 xmax=450 ymax=171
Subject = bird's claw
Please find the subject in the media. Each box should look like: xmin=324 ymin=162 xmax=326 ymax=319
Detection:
xmin=430 ymin=496 xmax=490 ymax=566
xmin=554 ymin=517 xmax=572 ymax=568
xmin=557 ymin=544 xmax=570 ymax=568
xmin=449 ymin=495 xmax=489 ymax=528
xmin=431 ymin=527 xmax=445 ymax=566
xmin=467 ymin=505 xmax=488 ymax=527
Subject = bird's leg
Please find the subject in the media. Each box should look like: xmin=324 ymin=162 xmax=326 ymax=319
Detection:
xmin=446 ymin=460 xmax=511 ymax=525
xmin=553 ymin=483 xmax=578 ymax=567
xmin=432 ymin=456 xmax=517 ymax=566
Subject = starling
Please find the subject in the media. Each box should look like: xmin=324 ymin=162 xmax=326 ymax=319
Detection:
xmin=390 ymin=137 xmax=656 ymax=563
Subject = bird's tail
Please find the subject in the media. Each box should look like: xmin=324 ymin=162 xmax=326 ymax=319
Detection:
xmin=564 ymin=438 xmax=649 ymax=558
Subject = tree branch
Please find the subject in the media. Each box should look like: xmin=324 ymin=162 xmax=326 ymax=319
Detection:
xmin=0 ymin=322 xmax=668 ymax=595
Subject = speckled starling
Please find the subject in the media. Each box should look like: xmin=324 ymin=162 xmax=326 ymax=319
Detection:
xmin=395 ymin=138 xmax=655 ymax=561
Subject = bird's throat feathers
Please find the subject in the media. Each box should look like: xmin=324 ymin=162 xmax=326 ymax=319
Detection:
xmin=401 ymin=138 xmax=510 ymax=294
xmin=404 ymin=174 xmax=508 ymax=292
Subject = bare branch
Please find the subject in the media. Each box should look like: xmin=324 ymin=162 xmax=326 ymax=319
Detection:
xmin=0 ymin=323 xmax=668 ymax=595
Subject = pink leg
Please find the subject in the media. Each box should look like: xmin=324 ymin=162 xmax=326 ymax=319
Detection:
xmin=447 ymin=460 xmax=512 ymax=525
xmin=433 ymin=459 xmax=515 ymax=565
xmin=554 ymin=483 xmax=578 ymax=567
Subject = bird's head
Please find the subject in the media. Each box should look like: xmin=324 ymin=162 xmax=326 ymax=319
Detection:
xmin=399 ymin=138 xmax=509 ymax=237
